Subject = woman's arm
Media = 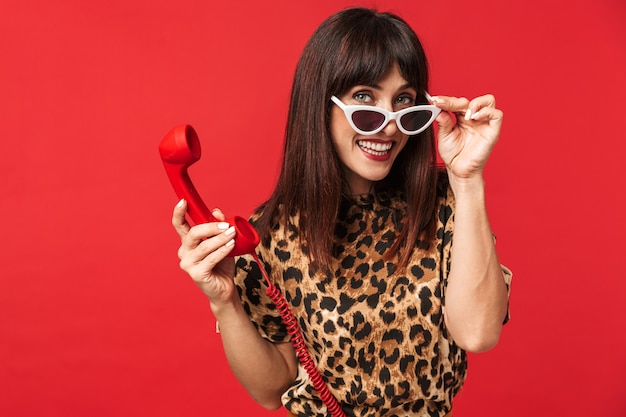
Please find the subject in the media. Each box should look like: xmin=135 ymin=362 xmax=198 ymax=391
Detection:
xmin=172 ymin=200 xmax=298 ymax=408
xmin=443 ymin=178 xmax=508 ymax=352
xmin=430 ymin=94 xmax=510 ymax=352
xmin=211 ymin=299 xmax=298 ymax=409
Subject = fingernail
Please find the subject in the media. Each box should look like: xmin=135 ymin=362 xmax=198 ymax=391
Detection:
xmin=430 ymin=96 xmax=444 ymax=103
xmin=464 ymin=109 xmax=472 ymax=121
xmin=176 ymin=199 xmax=186 ymax=208
xmin=471 ymin=110 xmax=480 ymax=120
xmin=225 ymin=239 xmax=235 ymax=247
xmin=224 ymin=226 xmax=236 ymax=236
xmin=217 ymin=222 xmax=230 ymax=230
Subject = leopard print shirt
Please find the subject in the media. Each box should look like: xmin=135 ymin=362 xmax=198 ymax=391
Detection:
xmin=234 ymin=186 xmax=512 ymax=417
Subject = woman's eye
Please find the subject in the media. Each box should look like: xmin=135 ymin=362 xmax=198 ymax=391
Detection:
xmin=396 ymin=96 xmax=415 ymax=106
xmin=353 ymin=93 xmax=372 ymax=103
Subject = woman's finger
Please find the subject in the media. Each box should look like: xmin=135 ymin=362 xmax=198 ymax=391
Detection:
xmin=433 ymin=109 xmax=456 ymax=139
xmin=468 ymin=105 xmax=503 ymax=124
xmin=430 ymin=95 xmax=470 ymax=114
xmin=180 ymin=227 xmax=236 ymax=280
xmin=465 ymin=94 xmax=497 ymax=120
xmin=431 ymin=94 xmax=498 ymax=121
xmin=180 ymin=222 xmax=236 ymax=262
xmin=211 ymin=207 xmax=227 ymax=222
xmin=430 ymin=95 xmax=469 ymax=137
xmin=172 ymin=199 xmax=191 ymax=238
xmin=192 ymin=240 xmax=236 ymax=283
xmin=466 ymin=105 xmax=504 ymax=139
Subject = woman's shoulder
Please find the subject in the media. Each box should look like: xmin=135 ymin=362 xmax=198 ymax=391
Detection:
xmin=249 ymin=200 xmax=302 ymax=247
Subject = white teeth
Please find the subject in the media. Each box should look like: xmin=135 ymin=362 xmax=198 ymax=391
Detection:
xmin=357 ymin=140 xmax=392 ymax=155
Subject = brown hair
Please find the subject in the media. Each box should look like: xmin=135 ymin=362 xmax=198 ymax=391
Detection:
xmin=255 ymin=7 xmax=442 ymax=270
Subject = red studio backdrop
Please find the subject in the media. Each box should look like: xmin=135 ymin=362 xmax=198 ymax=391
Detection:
xmin=1 ymin=0 xmax=625 ymax=416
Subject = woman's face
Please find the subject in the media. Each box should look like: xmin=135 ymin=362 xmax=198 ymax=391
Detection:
xmin=330 ymin=63 xmax=416 ymax=195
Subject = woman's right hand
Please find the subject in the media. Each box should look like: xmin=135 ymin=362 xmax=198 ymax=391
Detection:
xmin=172 ymin=199 xmax=238 ymax=304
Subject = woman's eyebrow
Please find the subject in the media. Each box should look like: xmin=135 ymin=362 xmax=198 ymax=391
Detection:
xmin=351 ymin=83 xmax=381 ymax=90
xmin=354 ymin=82 xmax=413 ymax=90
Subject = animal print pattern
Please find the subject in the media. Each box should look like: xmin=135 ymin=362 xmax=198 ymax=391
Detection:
xmin=234 ymin=187 xmax=512 ymax=417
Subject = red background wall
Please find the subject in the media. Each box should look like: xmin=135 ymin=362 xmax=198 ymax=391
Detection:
xmin=1 ymin=0 xmax=625 ymax=416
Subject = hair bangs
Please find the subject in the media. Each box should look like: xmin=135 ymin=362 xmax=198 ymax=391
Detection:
xmin=330 ymin=14 xmax=427 ymax=96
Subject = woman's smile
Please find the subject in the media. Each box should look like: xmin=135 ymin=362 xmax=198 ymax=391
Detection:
xmin=357 ymin=139 xmax=394 ymax=158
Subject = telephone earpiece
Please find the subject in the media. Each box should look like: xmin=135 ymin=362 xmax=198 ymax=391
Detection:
xmin=159 ymin=124 xmax=260 ymax=256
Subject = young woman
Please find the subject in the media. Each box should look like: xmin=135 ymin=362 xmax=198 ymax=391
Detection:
xmin=171 ymin=7 xmax=511 ymax=417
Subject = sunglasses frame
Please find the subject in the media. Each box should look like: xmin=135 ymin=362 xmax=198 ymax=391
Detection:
xmin=331 ymin=95 xmax=441 ymax=136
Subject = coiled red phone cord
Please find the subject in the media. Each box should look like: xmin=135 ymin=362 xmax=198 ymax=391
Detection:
xmin=251 ymin=252 xmax=346 ymax=417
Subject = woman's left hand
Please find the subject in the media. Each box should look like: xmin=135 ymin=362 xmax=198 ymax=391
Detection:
xmin=430 ymin=94 xmax=503 ymax=181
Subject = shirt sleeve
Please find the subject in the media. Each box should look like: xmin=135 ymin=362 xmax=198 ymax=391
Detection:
xmin=501 ymin=264 xmax=513 ymax=324
xmin=233 ymin=250 xmax=290 ymax=343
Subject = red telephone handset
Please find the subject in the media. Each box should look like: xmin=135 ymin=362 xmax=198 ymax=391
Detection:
xmin=159 ymin=124 xmax=260 ymax=256
xmin=159 ymin=124 xmax=345 ymax=417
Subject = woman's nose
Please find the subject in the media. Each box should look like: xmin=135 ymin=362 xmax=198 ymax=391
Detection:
xmin=381 ymin=114 xmax=399 ymax=135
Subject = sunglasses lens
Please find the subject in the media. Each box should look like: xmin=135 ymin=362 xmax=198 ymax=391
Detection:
xmin=400 ymin=110 xmax=434 ymax=133
xmin=352 ymin=110 xmax=386 ymax=133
